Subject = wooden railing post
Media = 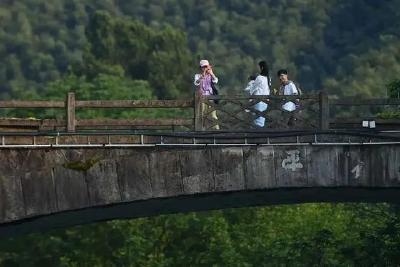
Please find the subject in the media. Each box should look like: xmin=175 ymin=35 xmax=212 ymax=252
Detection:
xmin=319 ymin=91 xmax=330 ymax=130
xmin=66 ymin=92 xmax=76 ymax=132
xmin=194 ymin=92 xmax=203 ymax=131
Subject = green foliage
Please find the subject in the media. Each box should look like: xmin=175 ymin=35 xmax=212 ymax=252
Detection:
xmin=0 ymin=74 xmax=157 ymax=119
xmin=0 ymin=2 xmax=193 ymax=100
xmin=77 ymin=11 xmax=192 ymax=99
xmin=377 ymin=111 xmax=400 ymax=119
xmin=376 ymin=79 xmax=400 ymax=119
xmin=1 ymin=1 xmax=400 ymax=98
xmin=387 ymin=79 xmax=400 ymax=99
xmin=1 ymin=204 xmax=400 ymax=266
xmin=41 ymin=73 xmax=190 ymax=120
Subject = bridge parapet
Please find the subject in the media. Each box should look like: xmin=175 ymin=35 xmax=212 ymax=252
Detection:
xmin=0 ymin=140 xmax=400 ymax=237
xmin=0 ymin=92 xmax=399 ymax=132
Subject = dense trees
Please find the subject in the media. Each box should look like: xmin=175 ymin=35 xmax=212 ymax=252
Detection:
xmin=1 ymin=0 xmax=399 ymax=99
xmin=2 ymin=204 xmax=400 ymax=266
xmin=80 ymin=11 xmax=192 ymax=99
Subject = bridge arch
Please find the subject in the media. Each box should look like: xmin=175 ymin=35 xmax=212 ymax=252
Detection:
xmin=0 ymin=141 xmax=399 ymax=237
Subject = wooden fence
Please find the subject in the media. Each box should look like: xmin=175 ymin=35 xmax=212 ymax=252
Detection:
xmin=0 ymin=92 xmax=399 ymax=132
xmin=195 ymin=92 xmax=328 ymax=130
xmin=0 ymin=93 xmax=194 ymax=132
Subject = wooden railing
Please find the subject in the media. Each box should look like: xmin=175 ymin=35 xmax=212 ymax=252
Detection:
xmin=0 ymin=92 xmax=399 ymax=132
xmin=195 ymin=92 xmax=328 ymax=131
xmin=0 ymin=92 xmax=194 ymax=132
xmin=329 ymin=97 xmax=400 ymax=129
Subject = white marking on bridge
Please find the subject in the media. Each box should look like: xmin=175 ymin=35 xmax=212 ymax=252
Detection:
xmin=351 ymin=161 xmax=365 ymax=179
xmin=282 ymin=150 xmax=303 ymax=172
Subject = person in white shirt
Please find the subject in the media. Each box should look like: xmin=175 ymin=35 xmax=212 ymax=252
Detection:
xmin=278 ymin=69 xmax=299 ymax=126
xmin=244 ymin=61 xmax=271 ymax=127
xmin=244 ymin=75 xmax=256 ymax=113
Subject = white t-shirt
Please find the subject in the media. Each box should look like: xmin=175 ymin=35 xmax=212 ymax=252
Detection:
xmin=281 ymin=81 xmax=298 ymax=95
xmin=281 ymin=81 xmax=299 ymax=112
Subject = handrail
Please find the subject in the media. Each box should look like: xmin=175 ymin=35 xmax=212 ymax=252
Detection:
xmin=331 ymin=98 xmax=400 ymax=105
xmin=0 ymin=100 xmax=193 ymax=108
xmin=76 ymin=100 xmax=193 ymax=108
xmin=0 ymin=93 xmax=195 ymax=132
xmin=0 ymin=101 xmax=65 ymax=108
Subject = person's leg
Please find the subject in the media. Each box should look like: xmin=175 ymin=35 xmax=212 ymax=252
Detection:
xmin=200 ymin=102 xmax=208 ymax=129
xmin=254 ymin=116 xmax=265 ymax=127
xmin=253 ymin=101 xmax=268 ymax=127
xmin=204 ymin=101 xmax=219 ymax=130
xmin=287 ymin=113 xmax=295 ymax=127
xmin=211 ymin=110 xmax=220 ymax=130
xmin=201 ymin=103 xmax=207 ymax=116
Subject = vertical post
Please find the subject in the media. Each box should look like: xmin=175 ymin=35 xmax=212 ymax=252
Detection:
xmin=194 ymin=92 xmax=203 ymax=131
xmin=66 ymin=92 xmax=76 ymax=132
xmin=319 ymin=91 xmax=329 ymax=130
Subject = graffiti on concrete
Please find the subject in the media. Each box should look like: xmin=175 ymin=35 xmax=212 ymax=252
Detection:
xmin=351 ymin=161 xmax=365 ymax=179
xmin=282 ymin=150 xmax=303 ymax=172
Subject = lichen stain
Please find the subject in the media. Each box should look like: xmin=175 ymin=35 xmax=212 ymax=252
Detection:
xmin=62 ymin=157 xmax=100 ymax=172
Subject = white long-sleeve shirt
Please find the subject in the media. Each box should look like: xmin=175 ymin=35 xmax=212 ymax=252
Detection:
xmin=244 ymin=75 xmax=270 ymax=96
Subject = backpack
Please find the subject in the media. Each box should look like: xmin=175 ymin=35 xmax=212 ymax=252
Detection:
xmin=291 ymin=81 xmax=302 ymax=95
xmin=294 ymin=82 xmax=303 ymax=95
xmin=211 ymin=81 xmax=220 ymax=104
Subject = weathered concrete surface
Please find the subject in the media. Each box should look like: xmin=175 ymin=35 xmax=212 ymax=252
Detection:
xmin=0 ymin=145 xmax=400 ymax=237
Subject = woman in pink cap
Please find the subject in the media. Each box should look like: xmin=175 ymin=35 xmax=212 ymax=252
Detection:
xmin=194 ymin=59 xmax=220 ymax=130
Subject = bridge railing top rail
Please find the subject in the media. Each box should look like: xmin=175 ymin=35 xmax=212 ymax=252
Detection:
xmin=331 ymin=98 xmax=400 ymax=106
xmin=0 ymin=99 xmax=193 ymax=109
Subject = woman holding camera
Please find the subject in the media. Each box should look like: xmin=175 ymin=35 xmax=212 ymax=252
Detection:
xmin=194 ymin=59 xmax=220 ymax=130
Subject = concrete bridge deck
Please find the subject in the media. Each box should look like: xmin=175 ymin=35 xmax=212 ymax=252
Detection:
xmin=0 ymin=131 xmax=399 ymax=237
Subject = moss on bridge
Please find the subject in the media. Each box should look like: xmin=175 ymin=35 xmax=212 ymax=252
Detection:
xmin=62 ymin=157 xmax=100 ymax=172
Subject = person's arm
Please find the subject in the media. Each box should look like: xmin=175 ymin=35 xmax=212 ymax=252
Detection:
xmin=290 ymin=82 xmax=299 ymax=95
xmin=208 ymin=68 xmax=218 ymax=84
xmin=249 ymin=76 xmax=263 ymax=95
xmin=244 ymin=81 xmax=254 ymax=93
xmin=194 ymin=74 xmax=201 ymax=86
xmin=211 ymin=75 xmax=218 ymax=84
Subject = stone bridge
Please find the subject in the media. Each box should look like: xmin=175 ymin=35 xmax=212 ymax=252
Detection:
xmin=1 ymin=134 xmax=400 ymax=237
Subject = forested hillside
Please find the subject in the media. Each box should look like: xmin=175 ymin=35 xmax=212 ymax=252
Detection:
xmin=2 ymin=204 xmax=400 ymax=266
xmin=1 ymin=0 xmax=399 ymax=99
